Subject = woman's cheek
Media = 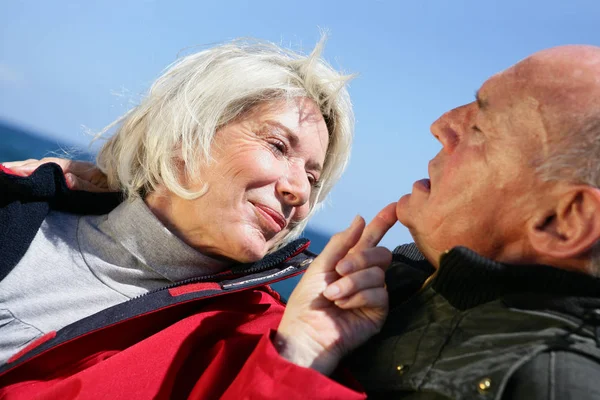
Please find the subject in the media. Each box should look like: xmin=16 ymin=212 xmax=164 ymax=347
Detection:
xmin=293 ymin=203 xmax=311 ymax=223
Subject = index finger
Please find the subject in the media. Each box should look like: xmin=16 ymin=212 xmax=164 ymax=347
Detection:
xmin=306 ymin=215 xmax=366 ymax=274
xmin=352 ymin=202 xmax=397 ymax=251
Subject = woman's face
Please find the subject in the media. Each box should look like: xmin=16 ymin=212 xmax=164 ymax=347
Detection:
xmin=147 ymin=97 xmax=329 ymax=263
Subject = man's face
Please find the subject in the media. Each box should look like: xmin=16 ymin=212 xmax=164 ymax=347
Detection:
xmin=397 ymin=63 xmax=553 ymax=266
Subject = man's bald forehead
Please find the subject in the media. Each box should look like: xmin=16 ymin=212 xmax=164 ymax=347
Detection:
xmin=528 ymin=45 xmax=600 ymax=65
xmin=493 ymin=46 xmax=600 ymax=118
xmin=514 ymin=45 xmax=600 ymax=85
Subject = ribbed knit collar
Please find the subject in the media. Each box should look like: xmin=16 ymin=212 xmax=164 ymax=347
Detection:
xmin=390 ymin=243 xmax=600 ymax=311
xmin=432 ymin=246 xmax=600 ymax=310
xmin=104 ymin=198 xmax=229 ymax=282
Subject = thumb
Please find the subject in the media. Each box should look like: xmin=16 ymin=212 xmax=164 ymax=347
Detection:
xmin=307 ymin=215 xmax=365 ymax=274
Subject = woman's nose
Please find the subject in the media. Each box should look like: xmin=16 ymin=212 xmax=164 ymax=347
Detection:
xmin=277 ymin=167 xmax=311 ymax=207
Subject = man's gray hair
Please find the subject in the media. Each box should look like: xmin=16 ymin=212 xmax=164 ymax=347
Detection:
xmin=536 ymin=113 xmax=600 ymax=274
xmin=95 ymin=37 xmax=354 ymax=250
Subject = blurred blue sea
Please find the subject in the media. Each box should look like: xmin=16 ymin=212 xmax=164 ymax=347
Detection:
xmin=0 ymin=122 xmax=82 ymax=162
xmin=0 ymin=120 xmax=329 ymax=299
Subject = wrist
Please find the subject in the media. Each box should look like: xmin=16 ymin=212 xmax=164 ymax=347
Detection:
xmin=273 ymin=330 xmax=339 ymax=376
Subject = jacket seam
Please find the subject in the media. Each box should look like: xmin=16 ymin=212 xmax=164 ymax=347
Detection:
xmin=0 ymin=309 xmax=44 ymax=350
xmin=417 ymin=308 xmax=466 ymax=390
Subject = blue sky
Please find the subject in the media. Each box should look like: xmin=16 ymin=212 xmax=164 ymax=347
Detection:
xmin=1 ymin=0 xmax=599 ymax=249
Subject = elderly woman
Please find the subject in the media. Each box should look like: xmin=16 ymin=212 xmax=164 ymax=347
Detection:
xmin=0 ymin=39 xmax=394 ymax=399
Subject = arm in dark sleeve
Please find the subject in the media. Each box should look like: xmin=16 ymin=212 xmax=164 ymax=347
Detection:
xmin=0 ymin=164 xmax=120 ymax=281
xmin=503 ymin=350 xmax=600 ymax=400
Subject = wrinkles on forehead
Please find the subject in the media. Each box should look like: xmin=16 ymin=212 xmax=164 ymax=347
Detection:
xmin=518 ymin=47 xmax=600 ymax=110
xmin=480 ymin=49 xmax=600 ymax=162
xmin=477 ymin=71 xmax=550 ymax=162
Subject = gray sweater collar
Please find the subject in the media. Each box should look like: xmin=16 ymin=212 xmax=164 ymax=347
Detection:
xmin=104 ymin=198 xmax=228 ymax=282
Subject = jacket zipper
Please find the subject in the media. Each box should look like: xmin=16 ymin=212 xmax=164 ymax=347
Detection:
xmin=132 ymin=239 xmax=311 ymax=300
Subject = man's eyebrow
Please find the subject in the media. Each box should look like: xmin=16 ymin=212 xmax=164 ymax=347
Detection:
xmin=475 ymin=90 xmax=489 ymax=110
xmin=264 ymin=120 xmax=323 ymax=173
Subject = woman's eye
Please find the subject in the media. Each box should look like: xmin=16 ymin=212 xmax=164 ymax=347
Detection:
xmin=269 ymin=139 xmax=286 ymax=155
xmin=308 ymin=174 xmax=321 ymax=189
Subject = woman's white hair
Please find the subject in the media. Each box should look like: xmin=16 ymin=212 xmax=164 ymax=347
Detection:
xmin=96 ymin=37 xmax=354 ymax=250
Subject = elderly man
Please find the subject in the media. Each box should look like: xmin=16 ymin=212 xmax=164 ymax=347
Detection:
xmin=348 ymin=45 xmax=600 ymax=399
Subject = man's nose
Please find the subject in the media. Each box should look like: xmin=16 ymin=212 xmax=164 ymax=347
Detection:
xmin=430 ymin=103 xmax=473 ymax=153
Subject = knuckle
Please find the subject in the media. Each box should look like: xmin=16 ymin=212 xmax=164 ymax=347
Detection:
xmin=367 ymin=288 xmax=387 ymax=307
xmin=382 ymin=254 xmax=393 ymax=266
xmin=368 ymin=266 xmax=386 ymax=282
xmin=362 ymin=232 xmax=378 ymax=247
xmin=360 ymin=268 xmax=384 ymax=289
xmin=62 ymin=159 xmax=74 ymax=168
xmin=351 ymin=252 xmax=368 ymax=269
xmin=43 ymin=157 xmax=69 ymax=169
xmin=65 ymin=173 xmax=76 ymax=187
xmin=361 ymin=290 xmax=376 ymax=305
xmin=353 ymin=248 xmax=367 ymax=260
xmin=375 ymin=246 xmax=392 ymax=256
xmin=331 ymin=231 xmax=346 ymax=243
xmin=374 ymin=247 xmax=393 ymax=263
xmin=377 ymin=288 xmax=389 ymax=305
xmin=340 ymin=276 xmax=358 ymax=293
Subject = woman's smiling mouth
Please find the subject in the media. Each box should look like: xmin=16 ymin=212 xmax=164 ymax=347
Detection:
xmin=253 ymin=203 xmax=286 ymax=233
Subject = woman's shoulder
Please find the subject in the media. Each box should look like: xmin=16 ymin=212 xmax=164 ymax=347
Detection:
xmin=40 ymin=209 xmax=84 ymax=244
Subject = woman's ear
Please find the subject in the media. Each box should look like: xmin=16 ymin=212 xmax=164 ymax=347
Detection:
xmin=528 ymin=185 xmax=600 ymax=260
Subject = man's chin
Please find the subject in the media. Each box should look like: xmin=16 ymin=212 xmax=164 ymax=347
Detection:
xmin=396 ymin=193 xmax=416 ymax=228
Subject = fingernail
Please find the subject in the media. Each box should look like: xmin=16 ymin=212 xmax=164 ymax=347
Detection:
xmin=349 ymin=215 xmax=361 ymax=229
xmin=336 ymin=260 xmax=353 ymax=275
xmin=334 ymin=298 xmax=348 ymax=307
xmin=323 ymin=284 xmax=340 ymax=299
xmin=65 ymin=175 xmax=74 ymax=188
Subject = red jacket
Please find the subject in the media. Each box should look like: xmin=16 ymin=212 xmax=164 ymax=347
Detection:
xmin=0 ymin=164 xmax=365 ymax=399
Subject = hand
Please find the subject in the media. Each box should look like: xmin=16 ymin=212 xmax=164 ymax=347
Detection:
xmin=2 ymin=157 xmax=112 ymax=192
xmin=276 ymin=203 xmax=397 ymax=375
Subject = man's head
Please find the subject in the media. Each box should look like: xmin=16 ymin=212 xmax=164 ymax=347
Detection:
xmin=397 ymin=45 xmax=600 ymax=274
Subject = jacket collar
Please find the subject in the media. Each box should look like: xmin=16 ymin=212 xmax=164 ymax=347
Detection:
xmin=432 ymin=246 xmax=600 ymax=310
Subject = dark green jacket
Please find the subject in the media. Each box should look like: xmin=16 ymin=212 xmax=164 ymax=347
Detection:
xmin=348 ymin=245 xmax=600 ymax=399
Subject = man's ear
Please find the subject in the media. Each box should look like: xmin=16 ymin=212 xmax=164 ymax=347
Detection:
xmin=528 ymin=186 xmax=600 ymax=260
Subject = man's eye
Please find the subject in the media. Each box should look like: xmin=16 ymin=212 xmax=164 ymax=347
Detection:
xmin=471 ymin=125 xmax=482 ymax=132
